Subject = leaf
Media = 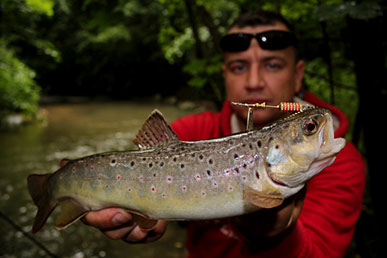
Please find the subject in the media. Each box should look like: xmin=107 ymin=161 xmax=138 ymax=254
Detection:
xmin=316 ymin=2 xmax=382 ymax=22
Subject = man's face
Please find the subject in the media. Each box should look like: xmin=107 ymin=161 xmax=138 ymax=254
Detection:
xmin=222 ymin=24 xmax=304 ymax=129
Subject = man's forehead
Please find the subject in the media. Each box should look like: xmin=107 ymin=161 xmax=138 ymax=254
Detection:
xmin=228 ymin=24 xmax=290 ymax=34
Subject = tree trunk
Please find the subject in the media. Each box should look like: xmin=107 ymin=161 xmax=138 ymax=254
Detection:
xmin=183 ymin=0 xmax=203 ymax=58
xmin=348 ymin=12 xmax=387 ymax=254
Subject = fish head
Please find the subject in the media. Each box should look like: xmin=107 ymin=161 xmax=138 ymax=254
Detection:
xmin=264 ymin=108 xmax=346 ymax=189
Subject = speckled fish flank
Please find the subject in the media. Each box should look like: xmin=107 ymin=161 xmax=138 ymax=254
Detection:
xmin=27 ymin=108 xmax=346 ymax=233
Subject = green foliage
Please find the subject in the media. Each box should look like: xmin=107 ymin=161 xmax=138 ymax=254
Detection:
xmin=25 ymin=0 xmax=55 ymax=16
xmin=0 ymin=40 xmax=40 ymax=119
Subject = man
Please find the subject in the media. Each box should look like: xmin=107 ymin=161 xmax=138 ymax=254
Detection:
xmin=81 ymin=10 xmax=365 ymax=257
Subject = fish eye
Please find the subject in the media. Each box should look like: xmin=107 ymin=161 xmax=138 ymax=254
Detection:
xmin=302 ymin=119 xmax=318 ymax=135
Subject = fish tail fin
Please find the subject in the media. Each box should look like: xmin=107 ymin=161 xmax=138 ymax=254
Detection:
xmin=27 ymin=174 xmax=57 ymax=234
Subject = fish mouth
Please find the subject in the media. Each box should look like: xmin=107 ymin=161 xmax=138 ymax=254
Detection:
xmin=267 ymin=171 xmax=288 ymax=187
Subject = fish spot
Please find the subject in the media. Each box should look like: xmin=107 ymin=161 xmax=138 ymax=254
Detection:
xmin=195 ymin=174 xmax=201 ymax=181
xmin=199 ymin=154 xmax=204 ymax=161
xmin=207 ymin=170 xmax=211 ymax=177
xmin=275 ymin=145 xmax=279 ymax=149
xmin=167 ymin=176 xmax=172 ymax=183
xmin=110 ymin=159 xmax=117 ymax=166
xmin=128 ymin=187 xmax=132 ymax=192
xmin=228 ymin=186 xmax=234 ymax=191
xmin=266 ymin=162 xmax=271 ymax=168
xmin=117 ymin=175 xmax=121 ymax=180
xmin=202 ymin=191 xmax=206 ymax=196
xmin=249 ymin=143 xmax=253 ymax=150
xmin=149 ymin=163 xmax=153 ymax=168
xmin=142 ymin=157 xmax=146 ymax=161
xmin=235 ymin=168 xmax=240 ymax=173
xmin=130 ymin=161 xmax=135 ymax=167
xmin=242 ymin=176 xmax=247 ymax=181
xmin=151 ymin=185 xmax=156 ymax=192
xmin=255 ymin=171 xmax=260 ymax=179
xmin=257 ymin=140 xmax=262 ymax=148
xmin=162 ymin=193 xmax=166 ymax=198
xmin=208 ymin=158 xmax=213 ymax=165
xmin=268 ymin=137 xmax=274 ymax=144
xmin=72 ymin=168 xmax=76 ymax=173
xmin=212 ymin=181 xmax=218 ymax=187
xmin=180 ymin=164 xmax=185 ymax=169
xmin=242 ymin=164 xmax=247 ymax=169
xmin=153 ymin=173 xmax=157 ymax=177
xmin=234 ymin=154 xmax=239 ymax=160
xmin=160 ymin=162 xmax=164 ymax=167
xmin=173 ymin=157 xmax=177 ymax=162
xmin=182 ymin=186 xmax=187 ymax=192
xmin=138 ymin=175 xmax=144 ymax=182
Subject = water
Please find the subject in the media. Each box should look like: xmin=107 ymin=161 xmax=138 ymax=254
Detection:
xmin=0 ymin=101 xmax=205 ymax=258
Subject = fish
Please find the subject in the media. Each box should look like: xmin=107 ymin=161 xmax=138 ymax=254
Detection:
xmin=27 ymin=108 xmax=346 ymax=234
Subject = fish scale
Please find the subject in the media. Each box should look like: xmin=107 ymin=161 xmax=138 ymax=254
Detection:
xmin=27 ymin=108 xmax=346 ymax=234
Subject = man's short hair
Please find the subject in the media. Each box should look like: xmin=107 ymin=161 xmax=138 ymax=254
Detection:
xmin=230 ymin=10 xmax=294 ymax=33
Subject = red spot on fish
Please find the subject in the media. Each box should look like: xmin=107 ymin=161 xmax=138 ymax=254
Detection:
xmin=162 ymin=194 xmax=166 ymax=197
xmin=202 ymin=192 xmax=206 ymax=196
xmin=243 ymin=176 xmax=246 ymax=180
xmin=167 ymin=177 xmax=172 ymax=182
xmin=98 ymin=177 xmax=101 ymax=180
xmin=229 ymin=187 xmax=233 ymax=190
xmin=106 ymin=185 xmax=109 ymax=188
xmin=117 ymin=176 xmax=121 ymax=179
xmin=213 ymin=182 xmax=217 ymax=186
xmin=151 ymin=187 xmax=155 ymax=192
xmin=128 ymin=188 xmax=132 ymax=192
xmin=154 ymin=173 xmax=157 ymax=177
xmin=226 ymin=170 xmax=230 ymax=174
xmin=197 ymin=175 xmax=200 ymax=179
xmin=72 ymin=168 xmax=76 ymax=172
xmin=91 ymin=167 xmax=94 ymax=170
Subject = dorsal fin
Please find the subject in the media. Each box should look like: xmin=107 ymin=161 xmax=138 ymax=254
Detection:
xmin=133 ymin=109 xmax=179 ymax=149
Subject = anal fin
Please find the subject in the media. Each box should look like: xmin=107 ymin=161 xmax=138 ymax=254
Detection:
xmin=55 ymin=199 xmax=89 ymax=230
xmin=133 ymin=214 xmax=158 ymax=231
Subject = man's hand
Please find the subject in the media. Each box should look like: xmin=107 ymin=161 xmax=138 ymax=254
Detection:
xmin=232 ymin=186 xmax=306 ymax=248
xmin=82 ymin=208 xmax=168 ymax=243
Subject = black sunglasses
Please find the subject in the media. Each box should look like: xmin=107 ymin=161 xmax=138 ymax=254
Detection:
xmin=220 ymin=30 xmax=297 ymax=52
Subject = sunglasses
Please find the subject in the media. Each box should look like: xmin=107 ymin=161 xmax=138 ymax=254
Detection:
xmin=220 ymin=30 xmax=297 ymax=52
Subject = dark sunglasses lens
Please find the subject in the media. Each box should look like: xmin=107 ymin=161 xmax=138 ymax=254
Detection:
xmin=220 ymin=34 xmax=251 ymax=52
xmin=258 ymin=31 xmax=297 ymax=50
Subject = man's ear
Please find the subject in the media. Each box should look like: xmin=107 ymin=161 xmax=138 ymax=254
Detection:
xmin=221 ymin=64 xmax=227 ymax=78
xmin=295 ymin=60 xmax=305 ymax=92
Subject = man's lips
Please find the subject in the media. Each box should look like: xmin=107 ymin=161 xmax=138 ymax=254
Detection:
xmin=240 ymin=98 xmax=270 ymax=105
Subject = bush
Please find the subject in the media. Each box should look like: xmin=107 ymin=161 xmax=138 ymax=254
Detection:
xmin=0 ymin=40 xmax=40 ymax=120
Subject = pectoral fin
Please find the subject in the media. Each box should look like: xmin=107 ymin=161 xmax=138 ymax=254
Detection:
xmin=133 ymin=214 xmax=158 ymax=231
xmin=55 ymin=199 xmax=89 ymax=230
xmin=245 ymin=187 xmax=284 ymax=209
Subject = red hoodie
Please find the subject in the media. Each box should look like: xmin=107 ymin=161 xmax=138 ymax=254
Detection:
xmin=170 ymin=91 xmax=365 ymax=257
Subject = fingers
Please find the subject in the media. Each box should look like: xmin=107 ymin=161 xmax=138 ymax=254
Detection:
xmin=82 ymin=208 xmax=132 ymax=229
xmin=81 ymin=208 xmax=168 ymax=244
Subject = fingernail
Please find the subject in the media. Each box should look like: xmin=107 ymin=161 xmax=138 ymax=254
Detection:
xmin=112 ymin=212 xmax=129 ymax=225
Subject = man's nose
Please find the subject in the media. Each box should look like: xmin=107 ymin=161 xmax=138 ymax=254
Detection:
xmin=246 ymin=63 xmax=264 ymax=90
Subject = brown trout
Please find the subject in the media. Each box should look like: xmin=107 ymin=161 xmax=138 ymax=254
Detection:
xmin=28 ymin=108 xmax=345 ymax=233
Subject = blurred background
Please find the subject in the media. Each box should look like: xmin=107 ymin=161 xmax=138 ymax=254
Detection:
xmin=0 ymin=0 xmax=386 ymax=257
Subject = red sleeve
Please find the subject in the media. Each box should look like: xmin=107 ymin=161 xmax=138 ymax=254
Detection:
xmin=273 ymin=142 xmax=365 ymax=257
